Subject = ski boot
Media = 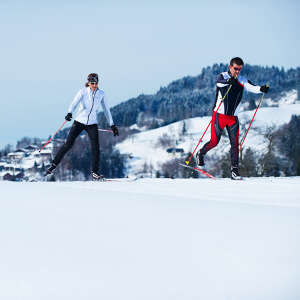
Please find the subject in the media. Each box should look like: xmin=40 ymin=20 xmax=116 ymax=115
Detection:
xmin=196 ymin=151 xmax=205 ymax=167
xmin=45 ymin=163 xmax=57 ymax=176
xmin=231 ymin=167 xmax=242 ymax=180
xmin=92 ymin=172 xmax=105 ymax=181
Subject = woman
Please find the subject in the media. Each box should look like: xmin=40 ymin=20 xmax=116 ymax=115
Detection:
xmin=46 ymin=73 xmax=119 ymax=180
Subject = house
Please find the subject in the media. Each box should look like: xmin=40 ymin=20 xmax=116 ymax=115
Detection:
xmin=166 ymin=148 xmax=184 ymax=154
xmin=7 ymin=149 xmax=26 ymax=161
xmin=3 ymin=173 xmax=13 ymax=181
xmin=33 ymin=149 xmax=52 ymax=162
xmin=2 ymin=171 xmax=24 ymax=181
xmin=24 ymin=145 xmax=39 ymax=152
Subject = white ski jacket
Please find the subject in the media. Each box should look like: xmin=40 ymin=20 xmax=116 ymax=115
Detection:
xmin=68 ymin=87 xmax=114 ymax=126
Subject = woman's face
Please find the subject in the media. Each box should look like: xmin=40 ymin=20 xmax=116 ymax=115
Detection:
xmin=89 ymin=82 xmax=98 ymax=91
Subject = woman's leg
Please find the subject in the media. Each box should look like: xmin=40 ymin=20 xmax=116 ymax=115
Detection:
xmin=85 ymin=124 xmax=100 ymax=173
xmin=52 ymin=121 xmax=84 ymax=166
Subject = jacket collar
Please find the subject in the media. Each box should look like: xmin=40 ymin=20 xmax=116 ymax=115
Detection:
xmin=87 ymin=87 xmax=98 ymax=94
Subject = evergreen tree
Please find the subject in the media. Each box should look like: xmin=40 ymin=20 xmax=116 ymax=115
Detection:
xmin=258 ymin=126 xmax=281 ymax=177
xmin=259 ymin=151 xmax=281 ymax=177
xmin=275 ymin=115 xmax=300 ymax=175
xmin=240 ymin=148 xmax=258 ymax=177
xmin=182 ymin=153 xmax=198 ymax=178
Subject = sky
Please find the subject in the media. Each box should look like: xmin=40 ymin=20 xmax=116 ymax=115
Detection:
xmin=0 ymin=0 xmax=299 ymax=148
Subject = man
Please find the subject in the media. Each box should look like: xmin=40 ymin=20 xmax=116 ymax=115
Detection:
xmin=195 ymin=57 xmax=269 ymax=180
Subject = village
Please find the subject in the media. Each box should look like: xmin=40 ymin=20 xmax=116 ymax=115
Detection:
xmin=0 ymin=140 xmax=64 ymax=181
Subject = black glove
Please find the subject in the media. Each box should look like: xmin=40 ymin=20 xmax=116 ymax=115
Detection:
xmin=227 ymin=76 xmax=238 ymax=85
xmin=65 ymin=113 xmax=72 ymax=121
xmin=260 ymin=85 xmax=269 ymax=93
xmin=111 ymin=125 xmax=119 ymax=136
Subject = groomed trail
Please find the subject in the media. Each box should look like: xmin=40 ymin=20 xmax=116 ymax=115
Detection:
xmin=1 ymin=178 xmax=300 ymax=300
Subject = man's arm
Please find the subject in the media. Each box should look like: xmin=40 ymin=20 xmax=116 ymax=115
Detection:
xmin=244 ymin=79 xmax=262 ymax=94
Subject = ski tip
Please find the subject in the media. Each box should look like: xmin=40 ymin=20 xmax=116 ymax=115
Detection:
xmin=185 ymin=161 xmax=190 ymax=165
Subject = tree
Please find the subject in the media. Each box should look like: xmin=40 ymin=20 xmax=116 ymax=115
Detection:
xmin=240 ymin=148 xmax=258 ymax=177
xmin=275 ymin=115 xmax=300 ymax=175
xmin=161 ymin=158 xmax=181 ymax=179
xmin=259 ymin=151 xmax=281 ymax=177
xmin=259 ymin=126 xmax=281 ymax=177
xmin=2 ymin=144 xmax=13 ymax=156
xmin=182 ymin=153 xmax=198 ymax=178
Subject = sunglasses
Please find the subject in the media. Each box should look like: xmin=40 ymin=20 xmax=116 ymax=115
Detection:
xmin=90 ymin=82 xmax=98 ymax=85
xmin=233 ymin=67 xmax=242 ymax=71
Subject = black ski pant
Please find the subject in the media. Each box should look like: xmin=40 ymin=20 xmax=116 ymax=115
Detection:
xmin=53 ymin=120 xmax=100 ymax=173
xmin=200 ymin=112 xmax=239 ymax=168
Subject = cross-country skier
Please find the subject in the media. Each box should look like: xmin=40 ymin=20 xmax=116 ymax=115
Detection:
xmin=195 ymin=57 xmax=269 ymax=180
xmin=45 ymin=73 xmax=119 ymax=180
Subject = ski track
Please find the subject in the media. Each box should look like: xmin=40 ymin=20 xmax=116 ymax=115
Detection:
xmin=56 ymin=177 xmax=300 ymax=208
xmin=1 ymin=178 xmax=300 ymax=300
xmin=12 ymin=177 xmax=300 ymax=209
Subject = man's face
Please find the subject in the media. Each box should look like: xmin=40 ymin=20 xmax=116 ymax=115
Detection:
xmin=229 ymin=63 xmax=243 ymax=78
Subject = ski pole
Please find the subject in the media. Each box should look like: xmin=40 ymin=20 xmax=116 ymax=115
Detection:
xmin=239 ymin=93 xmax=265 ymax=152
xmin=39 ymin=120 xmax=67 ymax=152
xmin=185 ymin=119 xmax=212 ymax=165
xmin=185 ymin=84 xmax=232 ymax=165
xmin=98 ymin=128 xmax=113 ymax=133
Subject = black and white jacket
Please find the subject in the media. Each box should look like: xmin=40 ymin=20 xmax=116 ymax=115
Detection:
xmin=213 ymin=71 xmax=262 ymax=116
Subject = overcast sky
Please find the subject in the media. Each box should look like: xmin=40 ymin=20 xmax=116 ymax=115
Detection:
xmin=0 ymin=0 xmax=299 ymax=147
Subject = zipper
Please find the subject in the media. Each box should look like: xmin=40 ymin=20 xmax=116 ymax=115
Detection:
xmin=86 ymin=89 xmax=97 ymax=125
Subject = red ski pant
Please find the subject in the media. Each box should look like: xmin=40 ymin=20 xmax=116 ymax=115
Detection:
xmin=200 ymin=112 xmax=239 ymax=167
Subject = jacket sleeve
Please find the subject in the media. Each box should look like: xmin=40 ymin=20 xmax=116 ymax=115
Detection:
xmin=244 ymin=80 xmax=262 ymax=94
xmin=68 ymin=89 xmax=83 ymax=113
xmin=216 ymin=72 xmax=230 ymax=87
xmin=101 ymin=92 xmax=114 ymax=126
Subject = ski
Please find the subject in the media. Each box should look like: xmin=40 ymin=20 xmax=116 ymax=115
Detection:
xmin=94 ymin=177 xmax=138 ymax=183
xmin=179 ymin=163 xmax=216 ymax=180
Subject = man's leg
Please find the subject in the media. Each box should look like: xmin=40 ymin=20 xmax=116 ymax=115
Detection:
xmin=226 ymin=117 xmax=239 ymax=168
xmin=197 ymin=112 xmax=223 ymax=166
xmin=227 ymin=117 xmax=242 ymax=180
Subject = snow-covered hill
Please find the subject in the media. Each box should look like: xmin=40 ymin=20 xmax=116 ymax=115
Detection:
xmin=1 ymin=178 xmax=300 ymax=300
xmin=116 ymin=90 xmax=300 ymax=176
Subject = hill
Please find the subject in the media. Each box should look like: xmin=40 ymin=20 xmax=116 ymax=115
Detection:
xmin=99 ymin=64 xmax=300 ymax=129
xmin=115 ymin=90 xmax=300 ymax=177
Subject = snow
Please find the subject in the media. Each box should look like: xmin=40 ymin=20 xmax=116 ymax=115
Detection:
xmin=262 ymin=90 xmax=298 ymax=107
xmin=278 ymin=89 xmax=298 ymax=105
xmin=0 ymin=178 xmax=300 ymax=299
xmin=116 ymin=103 xmax=300 ymax=175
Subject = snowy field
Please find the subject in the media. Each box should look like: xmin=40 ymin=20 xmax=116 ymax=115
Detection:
xmin=1 ymin=177 xmax=300 ymax=300
xmin=116 ymin=93 xmax=300 ymax=175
